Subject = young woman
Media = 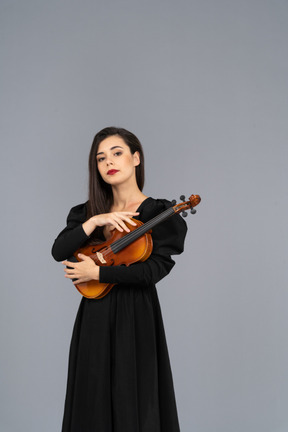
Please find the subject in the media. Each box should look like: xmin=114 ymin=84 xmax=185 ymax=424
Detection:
xmin=51 ymin=127 xmax=187 ymax=432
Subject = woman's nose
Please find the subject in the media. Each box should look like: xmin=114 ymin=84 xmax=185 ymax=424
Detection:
xmin=106 ymin=157 xmax=113 ymax=165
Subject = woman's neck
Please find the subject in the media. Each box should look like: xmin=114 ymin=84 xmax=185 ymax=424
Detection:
xmin=111 ymin=184 xmax=147 ymax=211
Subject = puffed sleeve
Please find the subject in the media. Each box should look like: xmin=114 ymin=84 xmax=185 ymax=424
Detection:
xmin=99 ymin=199 xmax=188 ymax=287
xmin=51 ymin=202 xmax=90 ymax=262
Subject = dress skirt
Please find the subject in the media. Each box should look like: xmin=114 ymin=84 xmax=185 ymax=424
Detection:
xmin=61 ymin=284 xmax=181 ymax=432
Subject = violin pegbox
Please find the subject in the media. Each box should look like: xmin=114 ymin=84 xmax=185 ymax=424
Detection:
xmin=180 ymin=195 xmax=188 ymax=217
xmin=171 ymin=194 xmax=201 ymax=217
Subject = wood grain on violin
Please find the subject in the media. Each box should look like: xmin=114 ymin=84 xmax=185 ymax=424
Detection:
xmin=72 ymin=194 xmax=201 ymax=299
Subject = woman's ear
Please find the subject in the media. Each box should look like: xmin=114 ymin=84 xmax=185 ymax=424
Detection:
xmin=133 ymin=151 xmax=141 ymax=167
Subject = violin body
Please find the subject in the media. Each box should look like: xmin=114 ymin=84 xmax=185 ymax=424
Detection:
xmin=73 ymin=219 xmax=153 ymax=299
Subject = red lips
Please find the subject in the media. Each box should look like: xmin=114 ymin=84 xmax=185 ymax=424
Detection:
xmin=107 ymin=170 xmax=119 ymax=175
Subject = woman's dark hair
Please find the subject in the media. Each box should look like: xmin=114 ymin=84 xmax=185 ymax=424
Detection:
xmin=86 ymin=126 xmax=145 ymax=241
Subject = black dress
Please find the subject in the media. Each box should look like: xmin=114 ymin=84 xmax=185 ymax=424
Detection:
xmin=51 ymin=197 xmax=187 ymax=432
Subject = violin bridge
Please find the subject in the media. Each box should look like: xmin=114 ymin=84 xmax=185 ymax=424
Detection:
xmin=96 ymin=251 xmax=107 ymax=264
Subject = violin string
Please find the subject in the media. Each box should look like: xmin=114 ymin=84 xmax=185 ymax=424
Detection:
xmin=111 ymin=212 xmax=166 ymax=252
xmin=101 ymin=224 xmax=148 ymax=258
xmin=111 ymin=207 xmax=175 ymax=254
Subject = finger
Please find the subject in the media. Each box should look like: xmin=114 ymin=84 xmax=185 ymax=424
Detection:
xmin=106 ymin=212 xmax=139 ymax=232
xmin=62 ymin=260 xmax=77 ymax=267
xmin=64 ymin=269 xmax=75 ymax=275
xmin=77 ymin=253 xmax=93 ymax=261
xmin=73 ymin=278 xmax=86 ymax=285
xmin=65 ymin=273 xmax=76 ymax=279
xmin=115 ymin=223 xmax=126 ymax=232
xmin=113 ymin=214 xmax=136 ymax=227
xmin=108 ymin=218 xmax=125 ymax=232
xmin=73 ymin=279 xmax=80 ymax=284
xmin=77 ymin=253 xmax=86 ymax=259
xmin=116 ymin=220 xmax=130 ymax=232
xmin=112 ymin=217 xmax=130 ymax=232
xmin=120 ymin=215 xmax=138 ymax=226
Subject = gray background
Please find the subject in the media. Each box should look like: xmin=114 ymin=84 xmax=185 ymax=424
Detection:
xmin=1 ymin=1 xmax=287 ymax=431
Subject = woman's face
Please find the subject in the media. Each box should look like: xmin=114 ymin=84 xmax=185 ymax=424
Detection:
xmin=96 ymin=135 xmax=140 ymax=186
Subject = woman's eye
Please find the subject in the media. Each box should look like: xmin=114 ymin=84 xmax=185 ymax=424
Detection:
xmin=97 ymin=152 xmax=122 ymax=163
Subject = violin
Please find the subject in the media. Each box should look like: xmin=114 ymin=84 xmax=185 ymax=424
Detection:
xmin=72 ymin=194 xmax=201 ymax=299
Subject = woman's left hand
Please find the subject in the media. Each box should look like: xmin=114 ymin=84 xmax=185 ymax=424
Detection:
xmin=62 ymin=254 xmax=100 ymax=284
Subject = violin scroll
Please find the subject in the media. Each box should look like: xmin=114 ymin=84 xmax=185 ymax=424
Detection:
xmin=172 ymin=194 xmax=201 ymax=216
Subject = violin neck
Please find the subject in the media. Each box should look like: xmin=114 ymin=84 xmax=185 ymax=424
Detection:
xmin=111 ymin=206 xmax=175 ymax=254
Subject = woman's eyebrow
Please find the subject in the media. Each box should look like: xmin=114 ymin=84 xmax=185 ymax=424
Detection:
xmin=97 ymin=146 xmax=124 ymax=156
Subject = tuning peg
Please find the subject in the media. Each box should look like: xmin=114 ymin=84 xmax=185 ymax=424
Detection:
xmin=190 ymin=208 xmax=196 ymax=214
xmin=171 ymin=199 xmax=176 ymax=205
xmin=182 ymin=211 xmax=188 ymax=217
xmin=180 ymin=195 xmax=185 ymax=201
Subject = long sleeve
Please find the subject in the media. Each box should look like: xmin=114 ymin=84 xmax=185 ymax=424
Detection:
xmin=51 ymin=202 xmax=90 ymax=262
xmin=99 ymin=199 xmax=188 ymax=287
xmin=99 ymin=252 xmax=176 ymax=287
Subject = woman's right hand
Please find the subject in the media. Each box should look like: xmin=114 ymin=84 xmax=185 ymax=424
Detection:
xmin=82 ymin=211 xmax=140 ymax=238
xmin=91 ymin=211 xmax=140 ymax=233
